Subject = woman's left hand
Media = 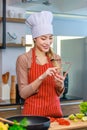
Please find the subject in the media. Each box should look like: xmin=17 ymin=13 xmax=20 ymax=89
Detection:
xmin=54 ymin=73 xmax=65 ymax=95
xmin=54 ymin=73 xmax=65 ymax=86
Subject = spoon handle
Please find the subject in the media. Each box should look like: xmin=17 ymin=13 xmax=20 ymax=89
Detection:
xmin=0 ymin=117 xmax=14 ymax=125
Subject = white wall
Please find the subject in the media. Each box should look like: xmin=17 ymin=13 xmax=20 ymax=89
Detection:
xmin=53 ymin=17 xmax=87 ymax=36
xmin=2 ymin=47 xmax=26 ymax=84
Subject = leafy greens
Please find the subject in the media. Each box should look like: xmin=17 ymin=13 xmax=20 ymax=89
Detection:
xmin=79 ymin=101 xmax=87 ymax=115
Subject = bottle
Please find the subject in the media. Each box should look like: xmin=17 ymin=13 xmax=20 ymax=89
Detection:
xmin=10 ymin=75 xmax=16 ymax=100
xmin=21 ymin=36 xmax=26 ymax=46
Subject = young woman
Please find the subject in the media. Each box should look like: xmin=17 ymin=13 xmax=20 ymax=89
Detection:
xmin=16 ymin=11 xmax=65 ymax=117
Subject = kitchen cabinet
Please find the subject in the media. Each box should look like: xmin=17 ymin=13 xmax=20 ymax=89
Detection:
xmin=61 ymin=100 xmax=82 ymax=117
xmin=0 ymin=105 xmax=21 ymax=118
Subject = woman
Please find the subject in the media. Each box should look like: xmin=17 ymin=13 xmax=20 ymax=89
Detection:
xmin=16 ymin=11 xmax=65 ymax=117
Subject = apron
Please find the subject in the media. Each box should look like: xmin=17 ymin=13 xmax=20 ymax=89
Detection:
xmin=22 ymin=48 xmax=62 ymax=117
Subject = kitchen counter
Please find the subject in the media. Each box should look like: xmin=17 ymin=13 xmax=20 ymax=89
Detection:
xmin=0 ymin=95 xmax=82 ymax=106
xmin=0 ymin=99 xmax=24 ymax=106
xmin=0 ymin=96 xmax=83 ymax=118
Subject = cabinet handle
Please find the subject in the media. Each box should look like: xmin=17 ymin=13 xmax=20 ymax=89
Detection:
xmin=21 ymin=106 xmax=24 ymax=109
xmin=61 ymin=101 xmax=82 ymax=106
xmin=0 ymin=108 xmax=17 ymax=111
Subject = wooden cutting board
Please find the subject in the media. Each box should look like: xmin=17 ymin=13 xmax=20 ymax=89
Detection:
xmin=49 ymin=119 xmax=87 ymax=130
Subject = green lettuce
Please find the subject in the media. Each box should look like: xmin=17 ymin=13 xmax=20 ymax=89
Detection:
xmin=79 ymin=102 xmax=87 ymax=115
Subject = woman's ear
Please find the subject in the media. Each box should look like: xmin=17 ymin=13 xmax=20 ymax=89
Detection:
xmin=33 ymin=38 xmax=36 ymax=43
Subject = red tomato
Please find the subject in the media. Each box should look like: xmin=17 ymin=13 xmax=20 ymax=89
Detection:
xmin=49 ymin=117 xmax=56 ymax=122
xmin=48 ymin=117 xmax=70 ymax=126
xmin=56 ymin=118 xmax=70 ymax=125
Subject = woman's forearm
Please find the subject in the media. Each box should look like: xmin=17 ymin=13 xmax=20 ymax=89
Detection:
xmin=19 ymin=72 xmax=47 ymax=99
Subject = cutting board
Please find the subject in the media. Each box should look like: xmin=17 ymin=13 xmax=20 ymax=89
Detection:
xmin=49 ymin=119 xmax=87 ymax=130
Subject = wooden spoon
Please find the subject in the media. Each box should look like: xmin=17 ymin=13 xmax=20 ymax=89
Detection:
xmin=0 ymin=117 xmax=19 ymax=125
xmin=0 ymin=117 xmax=29 ymax=127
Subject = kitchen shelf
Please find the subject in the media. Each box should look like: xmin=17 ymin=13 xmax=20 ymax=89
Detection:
xmin=0 ymin=17 xmax=25 ymax=23
xmin=0 ymin=43 xmax=32 ymax=47
xmin=6 ymin=18 xmax=26 ymax=23
xmin=0 ymin=43 xmax=2 ymax=47
xmin=0 ymin=17 xmax=2 ymax=22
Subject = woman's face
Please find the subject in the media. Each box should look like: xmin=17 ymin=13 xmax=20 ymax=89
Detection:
xmin=34 ymin=34 xmax=53 ymax=53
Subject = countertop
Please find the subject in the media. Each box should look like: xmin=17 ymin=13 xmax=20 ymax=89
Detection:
xmin=0 ymin=95 xmax=83 ymax=107
xmin=0 ymin=99 xmax=24 ymax=106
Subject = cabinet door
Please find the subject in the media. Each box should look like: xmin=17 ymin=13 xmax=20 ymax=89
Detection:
xmin=0 ymin=105 xmax=21 ymax=118
xmin=61 ymin=101 xmax=81 ymax=117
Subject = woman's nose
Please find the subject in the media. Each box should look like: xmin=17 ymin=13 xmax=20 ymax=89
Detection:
xmin=45 ymin=39 xmax=51 ymax=45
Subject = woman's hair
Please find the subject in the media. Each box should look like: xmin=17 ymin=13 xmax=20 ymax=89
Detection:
xmin=46 ymin=47 xmax=61 ymax=70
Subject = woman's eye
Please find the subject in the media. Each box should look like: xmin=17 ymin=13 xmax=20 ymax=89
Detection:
xmin=41 ymin=38 xmax=46 ymax=40
xmin=40 ymin=37 xmax=53 ymax=40
xmin=50 ymin=37 xmax=53 ymax=40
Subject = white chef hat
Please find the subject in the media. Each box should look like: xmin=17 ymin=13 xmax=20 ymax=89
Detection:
xmin=25 ymin=11 xmax=53 ymax=38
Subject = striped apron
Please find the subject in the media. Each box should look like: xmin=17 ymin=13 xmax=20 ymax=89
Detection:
xmin=22 ymin=48 xmax=62 ymax=117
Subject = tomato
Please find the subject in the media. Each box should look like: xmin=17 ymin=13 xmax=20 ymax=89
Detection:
xmin=49 ymin=117 xmax=70 ymax=125
xmin=57 ymin=118 xmax=70 ymax=125
xmin=48 ymin=117 xmax=56 ymax=122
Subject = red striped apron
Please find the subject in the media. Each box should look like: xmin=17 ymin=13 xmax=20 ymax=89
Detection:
xmin=22 ymin=48 xmax=62 ymax=117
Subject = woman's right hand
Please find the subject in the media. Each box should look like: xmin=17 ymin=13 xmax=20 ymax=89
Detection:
xmin=45 ymin=67 xmax=60 ymax=77
xmin=39 ymin=67 xmax=61 ymax=80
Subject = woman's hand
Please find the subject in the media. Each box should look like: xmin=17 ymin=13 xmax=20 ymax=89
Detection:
xmin=38 ymin=67 xmax=59 ymax=80
xmin=54 ymin=73 xmax=65 ymax=86
xmin=39 ymin=67 xmax=65 ymax=96
xmin=54 ymin=73 xmax=65 ymax=96
xmin=39 ymin=67 xmax=64 ymax=84
xmin=45 ymin=67 xmax=60 ymax=76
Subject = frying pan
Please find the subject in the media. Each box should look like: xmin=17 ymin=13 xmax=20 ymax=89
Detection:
xmin=7 ymin=115 xmax=50 ymax=130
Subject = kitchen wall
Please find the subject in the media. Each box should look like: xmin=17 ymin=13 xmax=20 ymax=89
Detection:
xmin=1 ymin=48 xmax=26 ymax=83
xmin=0 ymin=1 xmax=87 ymax=99
xmin=61 ymin=38 xmax=85 ymax=98
xmin=83 ymin=38 xmax=87 ymax=101
xmin=0 ymin=0 xmax=2 ymax=16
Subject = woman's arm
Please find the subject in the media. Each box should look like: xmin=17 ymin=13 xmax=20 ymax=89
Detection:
xmin=16 ymin=54 xmax=48 ymax=99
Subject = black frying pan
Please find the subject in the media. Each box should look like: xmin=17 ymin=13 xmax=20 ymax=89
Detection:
xmin=7 ymin=115 xmax=50 ymax=130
